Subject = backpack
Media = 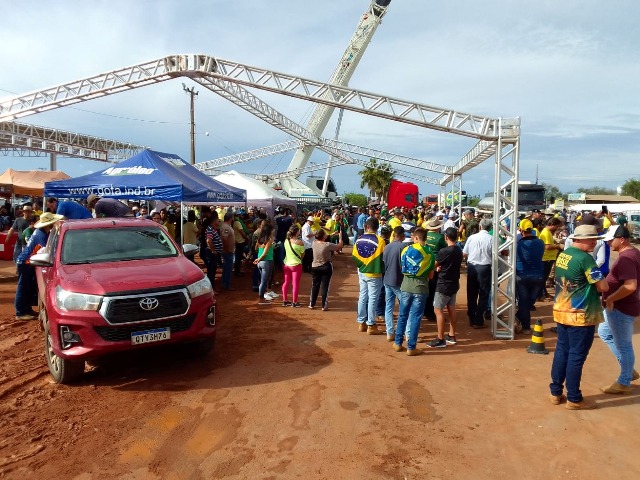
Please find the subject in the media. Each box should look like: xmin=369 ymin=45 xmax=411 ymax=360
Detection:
xmin=401 ymin=243 xmax=432 ymax=277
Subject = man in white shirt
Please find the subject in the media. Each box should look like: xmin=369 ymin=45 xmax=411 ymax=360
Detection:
xmin=301 ymin=216 xmax=315 ymax=273
xmin=462 ymin=218 xmax=493 ymax=328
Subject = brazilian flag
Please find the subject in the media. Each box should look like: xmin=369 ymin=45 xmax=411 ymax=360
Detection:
xmin=352 ymin=233 xmax=385 ymax=277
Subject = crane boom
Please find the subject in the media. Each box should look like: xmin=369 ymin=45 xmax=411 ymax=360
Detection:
xmin=286 ymin=0 xmax=391 ymax=172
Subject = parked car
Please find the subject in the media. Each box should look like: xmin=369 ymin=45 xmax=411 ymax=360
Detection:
xmin=31 ymin=217 xmax=216 ymax=384
xmin=629 ymin=213 xmax=640 ymax=241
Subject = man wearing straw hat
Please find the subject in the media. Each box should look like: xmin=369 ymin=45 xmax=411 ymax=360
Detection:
xmin=549 ymin=224 xmax=609 ymax=410
xmin=14 ymin=212 xmax=64 ymax=320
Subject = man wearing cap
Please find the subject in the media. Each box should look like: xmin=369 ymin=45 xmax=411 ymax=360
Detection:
xmin=301 ymin=216 xmax=316 ymax=273
xmin=514 ymin=219 xmax=544 ymax=334
xmin=423 ymin=217 xmax=447 ymax=322
xmin=388 ymin=208 xmax=403 ymax=230
xmin=539 ymin=218 xmax=564 ymax=300
xmin=443 ymin=211 xmax=458 ymax=233
xmin=458 ymin=209 xmax=479 ymax=247
xmin=401 ymin=212 xmax=416 ymax=243
xmin=462 ymin=218 xmax=493 ymax=328
xmin=93 ymin=197 xmax=132 ymax=218
xmin=550 ymin=224 xmax=609 ymax=410
xmin=5 ymin=204 xmax=34 ymax=262
xmin=14 ymin=212 xmax=64 ymax=320
xmin=597 ymin=225 xmax=640 ymax=394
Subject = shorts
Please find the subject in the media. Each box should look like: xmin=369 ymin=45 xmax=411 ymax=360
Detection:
xmin=433 ymin=292 xmax=456 ymax=310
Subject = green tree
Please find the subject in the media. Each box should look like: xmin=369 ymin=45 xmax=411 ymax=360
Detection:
xmin=542 ymin=183 xmax=564 ymax=202
xmin=343 ymin=192 xmax=368 ymax=207
xmin=358 ymin=158 xmax=394 ymax=201
xmin=621 ymin=178 xmax=640 ymax=200
xmin=467 ymin=197 xmax=480 ymax=207
xmin=577 ymin=186 xmax=616 ymax=195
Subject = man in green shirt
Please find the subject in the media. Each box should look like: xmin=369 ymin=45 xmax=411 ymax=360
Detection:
xmin=550 ymin=224 xmax=609 ymax=410
xmin=423 ymin=217 xmax=447 ymax=322
xmin=392 ymin=227 xmax=435 ymax=356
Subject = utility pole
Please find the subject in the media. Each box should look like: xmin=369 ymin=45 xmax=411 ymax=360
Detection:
xmin=182 ymin=83 xmax=198 ymax=165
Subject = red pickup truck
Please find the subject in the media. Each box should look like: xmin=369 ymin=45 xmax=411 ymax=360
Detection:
xmin=31 ymin=218 xmax=216 ymax=384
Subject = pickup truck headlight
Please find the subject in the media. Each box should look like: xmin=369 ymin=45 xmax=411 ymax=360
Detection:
xmin=55 ymin=286 xmax=103 ymax=311
xmin=187 ymin=276 xmax=213 ymax=298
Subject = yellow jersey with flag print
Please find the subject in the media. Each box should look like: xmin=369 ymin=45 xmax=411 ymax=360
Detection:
xmin=352 ymin=232 xmax=385 ymax=277
xmin=400 ymin=242 xmax=435 ymax=278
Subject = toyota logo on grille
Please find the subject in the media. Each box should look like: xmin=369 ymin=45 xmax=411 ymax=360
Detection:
xmin=139 ymin=297 xmax=159 ymax=311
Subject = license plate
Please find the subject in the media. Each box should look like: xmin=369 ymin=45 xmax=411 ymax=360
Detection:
xmin=131 ymin=327 xmax=170 ymax=345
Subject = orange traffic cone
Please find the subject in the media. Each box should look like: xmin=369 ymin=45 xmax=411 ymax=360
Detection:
xmin=526 ymin=319 xmax=549 ymax=355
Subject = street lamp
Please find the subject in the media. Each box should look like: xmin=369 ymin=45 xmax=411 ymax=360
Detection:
xmin=182 ymin=83 xmax=198 ymax=165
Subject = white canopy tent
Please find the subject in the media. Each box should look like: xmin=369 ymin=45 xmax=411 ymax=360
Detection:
xmin=213 ymin=170 xmax=297 ymax=216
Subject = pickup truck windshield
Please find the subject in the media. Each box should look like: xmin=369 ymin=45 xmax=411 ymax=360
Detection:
xmin=61 ymin=227 xmax=178 ymax=265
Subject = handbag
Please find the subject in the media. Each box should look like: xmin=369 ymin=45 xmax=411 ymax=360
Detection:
xmin=288 ymin=239 xmax=304 ymax=260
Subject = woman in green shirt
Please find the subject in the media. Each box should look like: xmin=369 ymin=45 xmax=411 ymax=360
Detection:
xmin=282 ymin=225 xmax=306 ymax=307
xmin=254 ymin=221 xmax=275 ymax=305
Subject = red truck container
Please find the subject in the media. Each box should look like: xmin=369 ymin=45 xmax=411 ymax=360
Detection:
xmin=0 ymin=232 xmax=17 ymax=261
xmin=387 ymin=180 xmax=419 ymax=209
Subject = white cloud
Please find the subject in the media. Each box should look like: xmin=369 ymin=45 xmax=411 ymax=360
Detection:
xmin=2 ymin=0 xmax=639 ymax=197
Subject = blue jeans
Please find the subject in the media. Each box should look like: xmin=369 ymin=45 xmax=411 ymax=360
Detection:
xmin=550 ymin=323 xmax=595 ymax=403
xmin=257 ymin=260 xmax=274 ymax=298
xmin=357 ymin=271 xmax=382 ymax=326
xmin=466 ymin=263 xmax=491 ymax=326
xmin=376 ymin=281 xmax=385 ymax=317
xmin=13 ymin=241 xmax=24 ymax=263
xmin=395 ymin=291 xmax=426 ymax=350
xmin=205 ymin=251 xmax=219 ymax=288
xmin=598 ymin=309 xmax=636 ymax=386
xmin=515 ymin=276 xmax=543 ymax=330
xmin=384 ymin=285 xmax=401 ymax=335
xmin=15 ymin=262 xmax=36 ymax=316
xmin=221 ymin=252 xmax=234 ymax=289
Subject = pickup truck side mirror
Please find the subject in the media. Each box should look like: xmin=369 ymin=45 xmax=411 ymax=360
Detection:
xmin=29 ymin=252 xmax=53 ymax=267
xmin=182 ymin=244 xmax=198 ymax=256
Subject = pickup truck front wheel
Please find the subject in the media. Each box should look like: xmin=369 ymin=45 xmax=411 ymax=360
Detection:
xmin=43 ymin=316 xmax=84 ymax=384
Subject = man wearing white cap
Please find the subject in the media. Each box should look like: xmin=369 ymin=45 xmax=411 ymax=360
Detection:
xmin=598 ymin=225 xmax=640 ymax=394
xmin=549 ymin=224 xmax=609 ymax=410
xmin=14 ymin=212 xmax=64 ymax=320
xmin=443 ymin=211 xmax=458 ymax=233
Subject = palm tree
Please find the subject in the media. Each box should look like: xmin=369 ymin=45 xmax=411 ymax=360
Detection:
xmin=358 ymin=158 xmax=394 ymax=202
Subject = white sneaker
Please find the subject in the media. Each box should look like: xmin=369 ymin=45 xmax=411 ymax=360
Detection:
xmin=266 ymin=291 xmax=280 ymax=298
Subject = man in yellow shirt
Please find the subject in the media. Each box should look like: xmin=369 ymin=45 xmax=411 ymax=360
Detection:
xmin=388 ymin=209 xmax=403 ymax=230
xmin=539 ymin=217 xmax=563 ymax=299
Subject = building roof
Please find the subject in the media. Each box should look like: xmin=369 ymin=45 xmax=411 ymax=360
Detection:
xmin=584 ymin=194 xmax=639 ymax=203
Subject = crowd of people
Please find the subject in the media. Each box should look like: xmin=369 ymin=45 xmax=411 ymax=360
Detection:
xmin=4 ymin=195 xmax=639 ymax=411
xmin=347 ymin=203 xmax=638 ymax=410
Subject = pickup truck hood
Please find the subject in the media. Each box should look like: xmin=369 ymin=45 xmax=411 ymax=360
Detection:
xmin=56 ymin=257 xmax=204 ymax=295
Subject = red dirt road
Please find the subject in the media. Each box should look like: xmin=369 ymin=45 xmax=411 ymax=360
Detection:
xmin=1 ymin=251 xmax=639 ymax=479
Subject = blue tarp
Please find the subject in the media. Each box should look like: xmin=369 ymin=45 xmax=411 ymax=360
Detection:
xmin=44 ymin=149 xmax=246 ymax=203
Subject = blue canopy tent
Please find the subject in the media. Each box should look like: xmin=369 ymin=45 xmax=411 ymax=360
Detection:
xmin=44 ymin=149 xmax=246 ymax=204
xmin=44 ymin=150 xmax=246 ymax=245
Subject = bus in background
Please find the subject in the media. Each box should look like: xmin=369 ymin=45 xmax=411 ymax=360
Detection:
xmin=509 ymin=182 xmax=545 ymax=213
xmin=477 ymin=182 xmax=545 ymax=215
xmin=423 ymin=194 xmax=439 ymax=208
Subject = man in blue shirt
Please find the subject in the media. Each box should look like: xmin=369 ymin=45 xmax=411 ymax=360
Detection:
xmin=515 ymin=219 xmax=544 ymax=334
xmin=47 ymin=197 xmax=92 ymax=220
xmin=14 ymin=212 xmax=63 ymax=319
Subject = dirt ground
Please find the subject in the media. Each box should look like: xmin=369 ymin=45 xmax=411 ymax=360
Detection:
xmin=1 ymin=249 xmax=639 ymax=480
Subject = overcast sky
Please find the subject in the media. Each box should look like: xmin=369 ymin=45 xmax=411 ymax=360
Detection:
xmin=2 ymin=0 xmax=639 ymax=198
